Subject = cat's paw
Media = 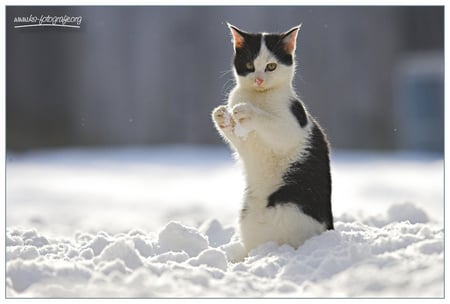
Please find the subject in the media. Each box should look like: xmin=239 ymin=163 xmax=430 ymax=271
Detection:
xmin=232 ymin=103 xmax=255 ymax=125
xmin=212 ymin=105 xmax=234 ymax=129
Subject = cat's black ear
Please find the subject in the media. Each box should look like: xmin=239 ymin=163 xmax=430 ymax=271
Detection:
xmin=282 ymin=24 xmax=302 ymax=54
xmin=227 ymin=23 xmax=246 ymax=50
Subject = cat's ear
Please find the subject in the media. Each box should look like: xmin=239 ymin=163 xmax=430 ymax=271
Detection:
xmin=282 ymin=24 xmax=302 ymax=54
xmin=227 ymin=23 xmax=246 ymax=49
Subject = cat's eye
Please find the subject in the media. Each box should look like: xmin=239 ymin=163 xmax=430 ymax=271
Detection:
xmin=245 ymin=62 xmax=254 ymax=70
xmin=265 ymin=63 xmax=277 ymax=72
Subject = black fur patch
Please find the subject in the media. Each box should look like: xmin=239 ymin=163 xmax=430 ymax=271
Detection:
xmin=239 ymin=207 xmax=248 ymax=222
xmin=264 ymin=34 xmax=293 ymax=66
xmin=290 ymin=99 xmax=308 ymax=127
xmin=240 ymin=186 xmax=252 ymax=221
xmin=267 ymin=122 xmax=334 ymax=230
xmin=233 ymin=32 xmax=262 ymax=77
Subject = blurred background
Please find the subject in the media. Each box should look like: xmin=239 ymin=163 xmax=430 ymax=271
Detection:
xmin=6 ymin=6 xmax=444 ymax=153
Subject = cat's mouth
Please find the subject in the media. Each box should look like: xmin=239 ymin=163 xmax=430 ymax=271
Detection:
xmin=254 ymin=85 xmax=271 ymax=92
xmin=253 ymin=77 xmax=272 ymax=92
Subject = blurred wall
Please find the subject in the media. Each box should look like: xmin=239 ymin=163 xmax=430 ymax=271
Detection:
xmin=6 ymin=6 xmax=444 ymax=151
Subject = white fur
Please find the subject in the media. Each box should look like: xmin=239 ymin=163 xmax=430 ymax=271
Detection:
xmin=212 ymin=34 xmax=326 ymax=256
xmin=233 ymin=122 xmax=250 ymax=139
xmin=240 ymin=204 xmax=326 ymax=253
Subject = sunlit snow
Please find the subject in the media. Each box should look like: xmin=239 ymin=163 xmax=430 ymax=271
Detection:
xmin=6 ymin=146 xmax=444 ymax=297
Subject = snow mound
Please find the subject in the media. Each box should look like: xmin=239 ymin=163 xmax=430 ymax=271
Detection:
xmin=363 ymin=201 xmax=431 ymax=228
xmin=6 ymin=204 xmax=443 ymax=298
xmin=157 ymin=221 xmax=209 ymax=257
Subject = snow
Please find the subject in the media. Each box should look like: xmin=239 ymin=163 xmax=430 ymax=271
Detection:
xmin=157 ymin=221 xmax=209 ymax=257
xmin=234 ymin=122 xmax=250 ymax=139
xmin=6 ymin=145 xmax=444 ymax=297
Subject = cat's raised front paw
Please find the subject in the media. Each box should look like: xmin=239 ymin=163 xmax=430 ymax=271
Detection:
xmin=212 ymin=105 xmax=234 ymax=129
xmin=232 ymin=103 xmax=254 ymax=125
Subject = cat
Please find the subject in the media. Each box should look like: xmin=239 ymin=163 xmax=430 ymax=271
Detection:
xmin=212 ymin=23 xmax=333 ymax=256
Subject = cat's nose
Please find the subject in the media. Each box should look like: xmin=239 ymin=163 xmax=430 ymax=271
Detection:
xmin=255 ymin=77 xmax=264 ymax=86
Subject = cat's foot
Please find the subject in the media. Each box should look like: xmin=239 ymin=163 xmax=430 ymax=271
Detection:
xmin=232 ymin=103 xmax=255 ymax=125
xmin=212 ymin=105 xmax=235 ymax=130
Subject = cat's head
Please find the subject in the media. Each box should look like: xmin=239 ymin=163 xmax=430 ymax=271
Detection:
xmin=228 ymin=23 xmax=300 ymax=92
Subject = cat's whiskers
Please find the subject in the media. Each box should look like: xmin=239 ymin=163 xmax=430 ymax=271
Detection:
xmin=221 ymin=78 xmax=236 ymax=97
xmin=219 ymin=68 xmax=234 ymax=79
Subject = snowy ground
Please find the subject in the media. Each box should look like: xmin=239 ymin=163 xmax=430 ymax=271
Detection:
xmin=6 ymin=145 xmax=444 ymax=298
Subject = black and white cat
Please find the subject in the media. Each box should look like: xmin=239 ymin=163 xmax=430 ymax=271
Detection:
xmin=212 ymin=24 xmax=333 ymax=255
